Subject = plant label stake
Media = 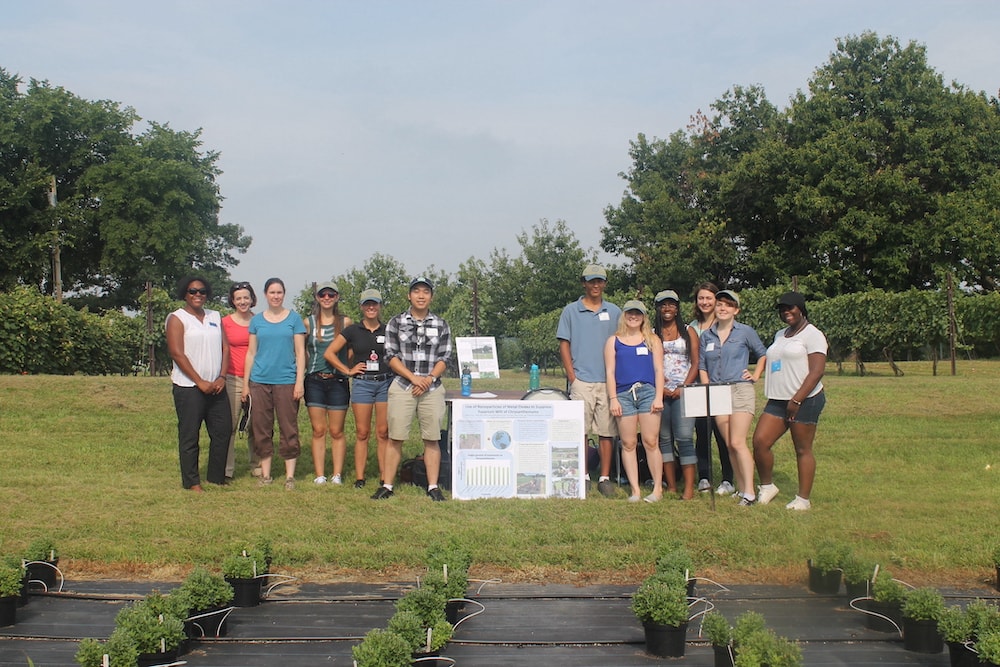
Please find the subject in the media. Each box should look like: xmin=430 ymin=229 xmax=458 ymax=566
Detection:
xmin=426 ymin=627 xmax=432 ymax=653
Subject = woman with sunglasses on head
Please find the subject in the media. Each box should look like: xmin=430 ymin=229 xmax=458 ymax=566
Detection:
xmin=604 ymin=300 xmax=665 ymax=503
xmin=689 ymin=282 xmax=735 ymax=495
xmin=221 ymin=281 xmax=261 ymax=479
xmin=698 ymin=289 xmax=767 ymax=505
xmin=752 ymin=292 xmax=827 ymax=511
xmin=303 ymin=282 xmax=353 ymax=486
xmin=653 ymin=290 xmax=700 ymax=499
xmin=324 ymin=288 xmax=392 ymax=488
xmin=166 ymin=276 xmax=230 ymax=492
xmin=241 ymin=278 xmax=307 ymax=490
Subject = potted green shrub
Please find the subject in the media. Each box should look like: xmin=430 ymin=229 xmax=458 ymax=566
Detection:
xmin=223 ymin=550 xmax=264 ymax=608
xmin=74 ymin=628 xmax=139 ymax=667
xmin=655 ymin=541 xmax=697 ymax=596
xmin=978 ymin=628 xmax=1000 ymax=666
xmin=864 ymin=569 xmax=906 ymax=633
xmin=731 ymin=611 xmax=803 ymax=667
xmin=351 ymin=628 xmax=412 ymax=667
xmin=23 ymin=537 xmax=59 ymax=591
xmin=631 ymin=573 xmax=690 ymax=658
xmin=901 ymin=586 xmax=945 ymax=653
xmin=841 ymin=555 xmax=874 ymax=599
xmin=114 ymin=600 xmax=186 ymax=666
xmin=967 ymin=599 xmax=1000 ymax=639
xmin=387 ymin=608 xmax=453 ymax=661
xmin=938 ymin=605 xmax=977 ymax=667
xmin=425 ymin=538 xmax=472 ymax=622
xmin=807 ymin=541 xmax=849 ymax=594
xmin=396 ymin=587 xmax=448 ymax=628
xmin=700 ymin=611 xmax=734 ymax=667
xmin=0 ymin=561 xmax=23 ymax=627
xmin=175 ymin=567 xmax=235 ymax=637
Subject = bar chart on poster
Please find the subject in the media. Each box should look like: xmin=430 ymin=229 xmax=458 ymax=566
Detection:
xmin=450 ymin=399 xmax=585 ymax=500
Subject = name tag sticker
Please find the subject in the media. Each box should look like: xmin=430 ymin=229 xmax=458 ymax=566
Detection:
xmin=705 ymin=343 xmax=716 ymax=352
xmin=376 ymin=335 xmax=385 ymax=344
xmin=636 ymin=347 xmax=649 ymax=356
xmin=771 ymin=359 xmax=782 ymax=373
xmin=598 ymin=312 xmax=610 ymax=321
xmin=425 ymin=327 xmax=438 ymax=337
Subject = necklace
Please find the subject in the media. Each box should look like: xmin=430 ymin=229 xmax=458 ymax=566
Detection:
xmin=785 ymin=319 xmax=808 ymax=337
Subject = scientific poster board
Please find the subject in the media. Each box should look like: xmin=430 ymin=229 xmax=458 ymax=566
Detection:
xmin=454 ymin=336 xmax=500 ymax=378
xmin=450 ymin=399 xmax=585 ymax=500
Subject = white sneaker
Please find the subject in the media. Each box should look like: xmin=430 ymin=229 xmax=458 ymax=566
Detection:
xmin=331 ymin=474 xmax=343 ymax=485
xmin=697 ymin=478 xmax=711 ymax=492
xmin=716 ymin=481 xmax=735 ymax=496
xmin=786 ymin=496 xmax=811 ymax=511
xmin=757 ymin=484 xmax=780 ymax=505
xmin=313 ymin=476 xmax=327 ymax=485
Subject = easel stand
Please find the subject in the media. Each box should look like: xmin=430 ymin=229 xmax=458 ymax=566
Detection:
xmin=682 ymin=383 xmax=735 ymax=511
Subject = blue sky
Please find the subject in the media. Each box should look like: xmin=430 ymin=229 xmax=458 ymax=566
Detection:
xmin=3 ymin=0 xmax=998 ymax=297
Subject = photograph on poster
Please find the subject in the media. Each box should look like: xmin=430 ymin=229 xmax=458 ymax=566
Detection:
xmin=455 ymin=336 xmax=501 ymax=378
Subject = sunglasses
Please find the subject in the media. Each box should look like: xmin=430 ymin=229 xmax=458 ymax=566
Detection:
xmin=187 ymin=288 xmax=208 ymax=295
xmin=317 ymin=290 xmax=338 ymax=298
xmin=232 ymin=282 xmax=251 ymax=290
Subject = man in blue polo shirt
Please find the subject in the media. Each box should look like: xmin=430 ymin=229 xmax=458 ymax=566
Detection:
xmin=557 ymin=264 xmax=622 ymax=497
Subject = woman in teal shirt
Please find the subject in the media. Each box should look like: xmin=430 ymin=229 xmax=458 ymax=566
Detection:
xmin=241 ymin=277 xmax=306 ymax=489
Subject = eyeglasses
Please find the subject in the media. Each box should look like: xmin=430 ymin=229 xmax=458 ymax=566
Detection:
xmin=187 ymin=288 xmax=208 ymax=295
xmin=317 ymin=290 xmax=338 ymax=298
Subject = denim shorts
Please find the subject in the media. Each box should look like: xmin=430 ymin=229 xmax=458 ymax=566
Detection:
xmin=304 ymin=373 xmax=350 ymax=410
xmin=763 ymin=391 xmax=826 ymax=424
xmin=615 ymin=382 xmax=657 ymax=417
xmin=351 ymin=376 xmax=392 ymax=405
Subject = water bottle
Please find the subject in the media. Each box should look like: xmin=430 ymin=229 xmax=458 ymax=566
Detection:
xmin=461 ymin=366 xmax=472 ymax=396
xmin=529 ymin=363 xmax=540 ymax=391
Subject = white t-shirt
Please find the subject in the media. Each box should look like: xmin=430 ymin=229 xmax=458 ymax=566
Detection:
xmin=763 ymin=323 xmax=827 ymax=400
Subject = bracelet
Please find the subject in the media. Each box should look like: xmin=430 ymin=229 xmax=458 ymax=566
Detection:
xmin=790 ymin=398 xmax=803 ymax=406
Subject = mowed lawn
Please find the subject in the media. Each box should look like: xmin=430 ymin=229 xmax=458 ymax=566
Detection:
xmin=1 ymin=361 xmax=997 ymax=587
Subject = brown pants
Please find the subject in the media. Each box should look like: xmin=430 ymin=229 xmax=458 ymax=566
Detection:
xmin=248 ymin=381 xmax=300 ymax=461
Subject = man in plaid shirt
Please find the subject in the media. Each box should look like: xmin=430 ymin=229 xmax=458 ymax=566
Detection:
xmin=371 ymin=277 xmax=453 ymax=501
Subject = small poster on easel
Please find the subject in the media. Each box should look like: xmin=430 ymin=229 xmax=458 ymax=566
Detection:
xmin=681 ymin=384 xmax=734 ymax=418
xmin=455 ymin=336 xmax=500 ymax=379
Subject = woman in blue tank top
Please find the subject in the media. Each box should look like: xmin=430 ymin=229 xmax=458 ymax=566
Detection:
xmin=603 ymin=300 xmax=665 ymax=502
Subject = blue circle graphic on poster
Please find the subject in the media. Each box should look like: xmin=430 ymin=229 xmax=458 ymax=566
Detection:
xmin=491 ymin=430 xmax=511 ymax=450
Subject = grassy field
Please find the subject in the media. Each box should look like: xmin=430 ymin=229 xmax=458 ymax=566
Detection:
xmin=1 ymin=362 xmax=998 ymax=588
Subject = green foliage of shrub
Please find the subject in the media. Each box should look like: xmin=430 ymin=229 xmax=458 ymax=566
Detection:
xmin=114 ymin=600 xmax=186 ymax=654
xmin=74 ymin=629 xmax=138 ymax=667
xmin=24 ymin=537 xmax=57 ymax=562
xmin=351 ymin=628 xmax=412 ymax=667
xmin=977 ymin=629 xmax=1000 ymax=665
xmin=175 ymin=567 xmax=233 ymax=612
xmin=631 ymin=575 xmax=689 ymax=626
xmin=811 ymin=541 xmax=850 ymax=575
xmin=872 ymin=570 xmax=907 ymax=604
xmin=938 ymin=605 xmax=973 ymax=643
xmin=902 ymin=587 xmax=945 ymax=621
xmin=0 ymin=562 xmax=23 ymax=597
xmin=700 ymin=611 xmax=732 ymax=646
xmin=395 ymin=587 xmax=447 ymax=627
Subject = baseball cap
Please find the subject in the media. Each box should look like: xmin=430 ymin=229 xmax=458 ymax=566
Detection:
xmin=776 ymin=291 xmax=808 ymax=317
xmin=654 ymin=290 xmax=680 ymax=304
xmin=409 ymin=276 xmax=434 ymax=291
xmin=582 ymin=264 xmax=607 ymax=281
xmin=315 ymin=281 xmax=339 ymax=295
xmin=622 ymin=299 xmax=647 ymax=315
xmin=358 ymin=288 xmax=383 ymax=304
xmin=716 ymin=289 xmax=740 ymax=306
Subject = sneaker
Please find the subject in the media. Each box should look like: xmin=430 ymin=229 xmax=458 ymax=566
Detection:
xmin=258 ymin=476 xmax=273 ymax=486
xmin=786 ymin=496 xmax=812 ymax=511
xmin=597 ymin=479 xmax=616 ymax=498
xmin=627 ymin=494 xmax=641 ymax=503
xmin=643 ymin=493 xmax=661 ymax=504
xmin=371 ymin=485 xmax=394 ymax=500
xmin=331 ymin=474 xmax=342 ymax=485
xmin=251 ymin=467 xmax=264 ymax=478
xmin=313 ymin=476 xmax=327 ymax=485
xmin=697 ymin=478 xmax=711 ymax=492
xmin=353 ymin=479 xmax=366 ymax=489
xmin=427 ymin=487 xmax=446 ymax=502
xmin=716 ymin=481 xmax=736 ymax=496
xmin=284 ymin=477 xmax=296 ymax=490
xmin=757 ymin=484 xmax=780 ymax=505
xmin=738 ymin=495 xmax=756 ymax=506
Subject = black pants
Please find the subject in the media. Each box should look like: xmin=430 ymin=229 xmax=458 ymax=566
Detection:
xmin=173 ymin=384 xmax=231 ymax=488
xmin=695 ymin=416 xmax=733 ymax=484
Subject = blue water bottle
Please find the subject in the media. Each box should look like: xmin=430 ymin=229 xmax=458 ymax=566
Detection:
xmin=461 ymin=366 xmax=472 ymax=396
xmin=529 ymin=363 xmax=540 ymax=391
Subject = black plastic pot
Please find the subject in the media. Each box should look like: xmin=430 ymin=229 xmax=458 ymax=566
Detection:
xmin=902 ymin=617 xmax=943 ymax=654
xmin=845 ymin=580 xmax=870 ymax=599
xmin=863 ymin=599 xmax=903 ymax=633
xmin=445 ymin=599 xmax=465 ymax=624
xmin=946 ymin=640 xmax=978 ymax=667
xmin=25 ymin=559 xmax=59 ymax=591
xmin=225 ymin=576 xmax=261 ymax=608
xmin=184 ymin=605 xmax=231 ymax=638
xmin=807 ymin=559 xmax=842 ymax=595
xmin=0 ymin=595 xmax=17 ymax=627
xmin=713 ymin=644 xmax=735 ymax=667
xmin=642 ymin=621 xmax=688 ymax=658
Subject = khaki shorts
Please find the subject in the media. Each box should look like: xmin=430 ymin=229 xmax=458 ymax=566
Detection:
xmin=570 ymin=380 xmax=618 ymax=438
xmin=388 ymin=381 xmax=446 ymax=442
xmin=730 ymin=382 xmax=757 ymax=414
